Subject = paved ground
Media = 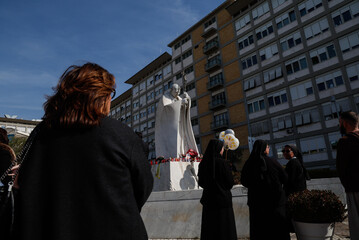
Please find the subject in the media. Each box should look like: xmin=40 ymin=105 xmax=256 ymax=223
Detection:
xmin=150 ymin=219 xmax=350 ymax=240
xmin=235 ymin=219 xmax=351 ymax=240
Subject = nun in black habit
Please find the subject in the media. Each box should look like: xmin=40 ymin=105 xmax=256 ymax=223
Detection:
xmin=198 ymin=139 xmax=237 ymax=240
xmin=241 ymin=140 xmax=290 ymax=240
xmin=282 ymin=144 xmax=309 ymax=196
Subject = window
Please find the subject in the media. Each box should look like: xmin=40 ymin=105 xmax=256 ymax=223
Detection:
xmin=191 ymin=99 xmax=197 ymax=107
xmin=298 ymin=0 xmax=323 ymax=17
xmin=252 ymin=2 xmax=270 ymax=20
xmin=211 ymin=92 xmax=226 ymax=106
xmin=295 ymin=107 xmax=320 ymax=126
xmin=241 ymin=54 xmax=258 ymax=70
xmin=182 ymin=50 xmax=192 ymax=60
xmin=147 ymin=91 xmax=154 ymax=101
xmin=244 ymin=75 xmax=261 ymax=91
xmin=346 ymin=63 xmax=359 ymax=82
xmin=191 ymin=118 xmax=199 ymax=126
xmin=139 ymin=95 xmax=146 ymax=107
xmin=175 ymin=57 xmax=181 ymax=64
xmin=213 ymin=112 xmax=228 ymax=127
xmin=272 ymin=0 xmax=289 ymax=9
xmin=285 ymin=56 xmax=308 ymax=75
xmin=339 ymin=31 xmax=359 ymax=53
xmin=176 ymin=72 xmax=182 ymax=80
xmin=186 ymin=82 xmax=195 ymax=91
xmin=139 ymin=81 xmax=146 ymax=92
xmin=148 ymin=120 xmax=155 ymax=129
xmin=133 ymin=113 xmax=139 ymax=121
xmin=272 ymin=115 xmax=292 ymax=132
xmin=310 ymin=44 xmax=336 ymax=65
xmin=147 ymin=77 xmax=154 ymax=86
xmin=250 ymin=120 xmax=270 ymax=136
xmin=133 ymin=100 xmax=139 ymax=108
xmin=300 ymin=136 xmax=326 ymax=155
xmin=132 ymin=86 xmax=139 ymax=95
xmin=235 ymin=13 xmax=250 ymax=31
xmin=248 ymin=98 xmax=265 ymax=113
xmin=290 ymin=81 xmax=313 ymax=100
xmin=255 ymin=21 xmax=274 ymax=40
xmin=204 ymin=17 xmax=216 ymax=28
xmin=304 ymin=18 xmax=329 ymax=40
xmin=332 ymin=2 xmax=359 ymax=26
xmin=174 ymin=42 xmax=181 ymax=50
xmin=154 ymin=72 xmax=162 ymax=81
xmin=155 ymin=86 xmax=163 ymax=96
xmin=181 ymin=35 xmax=191 ymax=45
xmin=276 ymin=10 xmax=296 ymax=29
xmin=163 ymin=81 xmax=173 ymax=92
xmin=238 ymin=33 xmax=254 ymax=50
xmin=147 ymin=104 xmax=155 ymax=115
xmin=140 ymin=110 xmax=147 ymax=119
xmin=209 ymin=72 xmax=224 ymax=87
xmin=163 ymin=65 xmax=171 ymax=76
xmin=184 ymin=65 xmax=194 ymax=75
xmin=322 ymin=98 xmax=351 ymax=120
xmin=263 ymin=65 xmax=282 ymax=83
xmin=280 ymin=31 xmax=302 ymax=51
xmin=267 ymin=90 xmax=287 ymax=107
xmin=259 ymin=44 xmax=279 ymax=61
xmin=316 ymin=70 xmax=344 ymax=91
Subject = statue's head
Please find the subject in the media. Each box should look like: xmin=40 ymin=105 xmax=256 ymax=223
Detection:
xmin=170 ymin=84 xmax=181 ymax=98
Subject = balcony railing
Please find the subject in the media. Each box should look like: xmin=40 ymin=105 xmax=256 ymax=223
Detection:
xmin=203 ymin=40 xmax=219 ymax=54
xmin=209 ymin=98 xmax=226 ymax=110
xmin=205 ymin=58 xmax=221 ymax=72
xmin=210 ymin=118 xmax=229 ymax=130
xmin=207 ymin=77 xmax=224 ymax=90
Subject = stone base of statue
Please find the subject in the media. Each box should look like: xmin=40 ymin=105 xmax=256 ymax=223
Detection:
xmin=150 ymin=159 xmax=200 ymax=191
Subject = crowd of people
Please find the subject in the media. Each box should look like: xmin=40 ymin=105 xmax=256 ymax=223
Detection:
xmin=1 ymin=62 xmax=358 ymax=239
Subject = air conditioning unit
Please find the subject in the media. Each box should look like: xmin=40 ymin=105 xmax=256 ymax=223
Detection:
xmin=286 ymin=128 xmax=294 ymax=134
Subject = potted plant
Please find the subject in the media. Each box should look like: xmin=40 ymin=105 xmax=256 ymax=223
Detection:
xmin=287 ymin=189 xmax=346 ymax=240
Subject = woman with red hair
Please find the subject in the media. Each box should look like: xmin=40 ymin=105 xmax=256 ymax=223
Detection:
xmin=13 ymin=63 xmax=153 ymax=240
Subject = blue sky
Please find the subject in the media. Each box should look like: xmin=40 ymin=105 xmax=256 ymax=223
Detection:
xmin=0 ymin=0 xmax=223 ymax=120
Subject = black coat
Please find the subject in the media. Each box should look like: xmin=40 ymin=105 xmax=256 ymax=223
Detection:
xmin=14 ymin=117 xmax=153 ymax=240
xmin=336 ymin=130 xmax=359 ymax=192
xmin=241 ymin=155 xmax=289 ymax=240
xmin=198 ymin=139 xmax=237 ymax=240
xmin=285 ymin=157 xmax=307 ymax=196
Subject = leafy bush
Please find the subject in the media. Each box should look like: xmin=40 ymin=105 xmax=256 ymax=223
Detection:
xmin=287 ymin=189 xmax=346 ymax=223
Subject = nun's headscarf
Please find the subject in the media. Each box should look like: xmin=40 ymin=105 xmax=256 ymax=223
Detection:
xmin=284 ymin=144 xmax=303 ymax=166
xmin=247 ymin=139 xmax=268 ymax=172
xmin=199 ymin=139 xmax=224 ymax=178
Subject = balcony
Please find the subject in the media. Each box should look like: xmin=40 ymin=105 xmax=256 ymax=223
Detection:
xmin=209 ymin=98 xmax=226 ymax=110
xmin=203 ymin=40 xmax=219 ymax=54
xmin=210 ymin=118 xmax=229 ymax=130
xmin=205 ymin=58 xmax=221 ymax=72
xmin=201 ymin=27 xmax=217 ymax=38
xmin=207 ymin=77 xmax=224 ymax=90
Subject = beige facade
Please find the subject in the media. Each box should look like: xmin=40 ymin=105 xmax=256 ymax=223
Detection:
xmin=110 ymin=0 xmax=359 ymax=169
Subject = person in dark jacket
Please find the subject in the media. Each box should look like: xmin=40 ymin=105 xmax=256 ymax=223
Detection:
xmin=198 ymin=139 xmax=237 ymax=240
xmin=13 ymin=63 xmax=154 ymax=240
xmin=336 ymin=111 xmax=359 ymax=240
xmin=282 ymin=144 xmax=308 ymax=196
xmin=0 ymin=128 xmax=16 ymax=239
xmin=241 ymin=139 xmax=289 ymax=240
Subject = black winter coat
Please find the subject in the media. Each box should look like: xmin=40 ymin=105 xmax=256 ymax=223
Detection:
xmin=285 ymin=158 xmax=307 ymax=196
xmin=14 ymin=117 xmax=153 ymax=240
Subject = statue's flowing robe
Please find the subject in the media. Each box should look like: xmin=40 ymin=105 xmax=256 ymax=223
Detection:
xmin=155 ymin=92 xmax=198 ymax=158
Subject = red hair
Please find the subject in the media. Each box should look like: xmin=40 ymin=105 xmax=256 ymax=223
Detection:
xmin=43 ymin=63 xmax=115 ymax=128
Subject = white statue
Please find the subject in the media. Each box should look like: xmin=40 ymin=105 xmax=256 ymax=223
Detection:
xmin=155 ymin=83 xmax=199 ymax=158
